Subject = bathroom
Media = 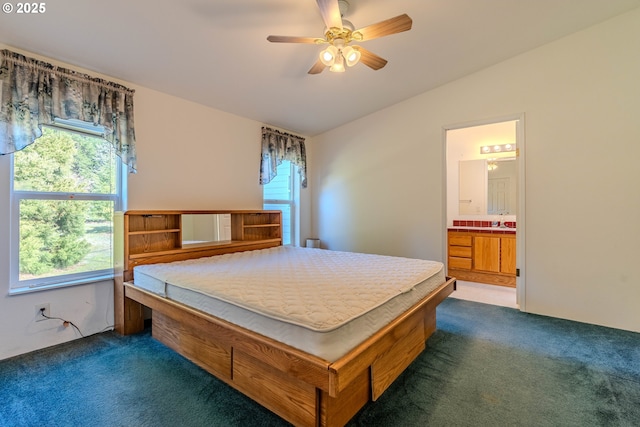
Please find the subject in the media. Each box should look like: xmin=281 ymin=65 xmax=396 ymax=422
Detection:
xmin=445 ymin=119 xmax=521 ymax=307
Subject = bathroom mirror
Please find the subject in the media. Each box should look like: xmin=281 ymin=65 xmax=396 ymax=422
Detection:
xmin=459 ymin=158 xmax=516 ymax=215
xmin=181 ymin=214 xmax=231 ymax=247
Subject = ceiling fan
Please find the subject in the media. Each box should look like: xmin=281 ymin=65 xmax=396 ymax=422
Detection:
xmin=267 ymin=0 xmax=412 ymax=74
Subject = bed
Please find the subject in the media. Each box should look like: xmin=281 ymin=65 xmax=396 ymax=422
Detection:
xmin=114 ymin=210 xmax=455 ymax=427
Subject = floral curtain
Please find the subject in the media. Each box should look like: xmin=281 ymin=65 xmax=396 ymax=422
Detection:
xmin=0 ymin=49 xmax=137 ymax=172
xmin=260 ymin=126 xmax=307 ymax=188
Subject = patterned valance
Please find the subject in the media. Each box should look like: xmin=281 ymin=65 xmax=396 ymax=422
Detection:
xmin=260 ymin=126 xmax=307 ymax=188
xmin=0 ymin=49 xmax=137 ymax=172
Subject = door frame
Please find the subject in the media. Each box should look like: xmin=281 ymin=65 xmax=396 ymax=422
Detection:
xmin=442 ymin=113 xmax=526 ymax=311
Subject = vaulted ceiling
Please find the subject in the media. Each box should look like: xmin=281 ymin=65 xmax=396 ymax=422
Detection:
xmin=1 ymin=0 xmax=638 ymax=136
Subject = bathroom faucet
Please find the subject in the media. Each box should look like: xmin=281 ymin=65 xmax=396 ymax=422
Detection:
xmin=499 ymin=213 xmax=508 ymax=228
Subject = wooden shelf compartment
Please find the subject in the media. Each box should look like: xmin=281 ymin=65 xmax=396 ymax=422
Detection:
xmin=128 ymin=232 xmax=182 ymax=255
xmin=125 ymin=213 xmax=182 ymax=256
xmin=128 ymin=229 xmax=181 ymax=235
xmin=232 ymin=211 xmax=282 ymax=241
xmin=241 ymin=212 xmax=281 ymax=226
xmin=128 ymin=214 xmax=180 ymax=233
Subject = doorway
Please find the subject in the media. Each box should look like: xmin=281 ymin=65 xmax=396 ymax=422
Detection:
xmin=444 ymin=115 xmax=525 ymax=310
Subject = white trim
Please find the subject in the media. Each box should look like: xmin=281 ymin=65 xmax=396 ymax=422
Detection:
xmin=8 ymin=273 xmax=114 ymax=296
xmin=442 ymin=113 xmax=526 ymax=311
xmin=292 ymin=163 xmax=301 ymax=247
xmin=441 ymin=125 xmax=449 ymax=274
xmin=444 ymin=114 xmax=524 ymax=131
xmin=51 ymin=118 xmax=105 ymax=137
xmin=515 ymin=114 xmax=526 ymax=311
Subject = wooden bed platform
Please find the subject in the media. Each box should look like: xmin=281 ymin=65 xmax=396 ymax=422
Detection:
xmin=114 ymin=210 xmax=455 ymax=427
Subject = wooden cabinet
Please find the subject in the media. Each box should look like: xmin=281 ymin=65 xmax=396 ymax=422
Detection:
xmin=448 ymin=230 xmax=516 ymax=287
xmin=474 ymin=236 xmax=501 ymax=273
xmin=448 ymin=235 xmax=473 ymax=270
xmin=500 ymin=236 xmax=517 ymax=275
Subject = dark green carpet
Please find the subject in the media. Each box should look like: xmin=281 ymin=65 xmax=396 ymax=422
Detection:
xmin=1 ymin=298 xmax=639 ymax=427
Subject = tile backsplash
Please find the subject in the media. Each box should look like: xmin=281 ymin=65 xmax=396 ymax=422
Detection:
xmin=453 ymin=220 xmax=516 ymax=228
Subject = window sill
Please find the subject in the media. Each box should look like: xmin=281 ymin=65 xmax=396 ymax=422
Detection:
xmin=8 ymin=274 xmax=114 ymax=296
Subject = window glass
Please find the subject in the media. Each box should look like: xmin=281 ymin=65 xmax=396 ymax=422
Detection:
xmin=263 ymin=161 xmax=296 ymax=246
xmin=13 ymin=128 xmax=116 ymax=193
xmin=263 ymin=165 xmax=291 ymax=201
xmin=11 ymin=126 xmax=122 ymax=290
xmin=18 ymin=199 xmax=114 ymax=281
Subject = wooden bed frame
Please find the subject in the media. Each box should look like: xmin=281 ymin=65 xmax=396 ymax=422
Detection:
xmin=114 ymin=210 xmax=456 ymax=427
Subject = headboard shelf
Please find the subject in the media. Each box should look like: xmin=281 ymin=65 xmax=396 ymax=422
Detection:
xmin=121 ymin=210 xmax=282 ymax=281
xmin=128 ymin=238 xmax=282 ymax=260
xmin=128 ymin=229 xmax=181 ymax=235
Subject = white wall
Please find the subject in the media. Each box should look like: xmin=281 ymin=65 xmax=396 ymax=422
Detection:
xmin=0 ymin=45 xmax=312 ymax=360
xmin=311 ymin=9 xmax=640 ymax=332
xmin=128 ymin=88 xmax=263 ymax=210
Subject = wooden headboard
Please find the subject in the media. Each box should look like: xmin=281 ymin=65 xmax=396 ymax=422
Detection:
xmin=121 ymin=210 xmax=282 ymax=282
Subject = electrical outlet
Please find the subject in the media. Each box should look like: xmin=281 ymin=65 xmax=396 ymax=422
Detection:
xmin=35 ymin=303 xmax=50 ymax=321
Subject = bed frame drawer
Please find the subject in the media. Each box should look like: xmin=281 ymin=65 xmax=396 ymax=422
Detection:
xmin=233 ymin=350 xmax=317 ymax=427
xmin=371 ymin=311 xmax=425 ymax=400
xmin=152 ymin=312 xmax=232 ymax=380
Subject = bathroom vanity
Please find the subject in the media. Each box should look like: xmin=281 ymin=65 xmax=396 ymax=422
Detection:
xmin=447 ymin=228 xmax=516 ymax=287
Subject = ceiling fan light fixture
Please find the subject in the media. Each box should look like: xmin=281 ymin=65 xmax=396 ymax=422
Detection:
xmin=329 ymin=62 xmax=345 ymax=73
xmin=342 ymin=46 xmax=361 ymax=67
xmin=267 ymin=2 xmax=413 ymax=76
xmin=329 ymin=52 xmax=346 ymax=72
xmin=319 ymin=45 xmax=338 ymax=66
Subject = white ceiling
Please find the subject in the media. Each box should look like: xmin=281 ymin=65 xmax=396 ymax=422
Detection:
xmin=1 ymin=0 xmax=638 ymax=136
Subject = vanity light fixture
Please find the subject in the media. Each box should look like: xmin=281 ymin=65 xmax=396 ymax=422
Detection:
xmin=480 ymin=143 xmax=516 ymax=154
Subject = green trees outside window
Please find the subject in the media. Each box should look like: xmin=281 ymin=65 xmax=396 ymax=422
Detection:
xmin=13 ymin=127 xmax=118 ymax=282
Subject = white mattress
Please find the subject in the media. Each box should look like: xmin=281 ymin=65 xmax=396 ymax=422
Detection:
xmin=133 ymin=246 xmax=445 ymax=362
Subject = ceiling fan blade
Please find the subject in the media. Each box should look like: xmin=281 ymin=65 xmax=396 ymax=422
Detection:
xmin=353 ymin=14 xmax=412 ymax=41
xmin=357 ymin=47 xmax=388 ymax=70
xmin=308 ymin=59 xmax=326 ymax=74
xmin=267 ymin=35 xmax=321 ymax=44
xmin=316 ymin=0 xmax=342 ymax=30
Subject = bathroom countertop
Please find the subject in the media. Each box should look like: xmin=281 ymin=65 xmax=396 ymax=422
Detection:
xmin=448 ymin=226 xmax=516 ymax=234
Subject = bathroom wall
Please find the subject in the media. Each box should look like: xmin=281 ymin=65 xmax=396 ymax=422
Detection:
xmin=446 ymin=120 xmax=518 ymax=226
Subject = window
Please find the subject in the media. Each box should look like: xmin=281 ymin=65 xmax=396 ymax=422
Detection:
xmin=263 ymin=161 xmax=298 ymax=246
xmin=9 ymin=122 xmax=125 ymax=292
